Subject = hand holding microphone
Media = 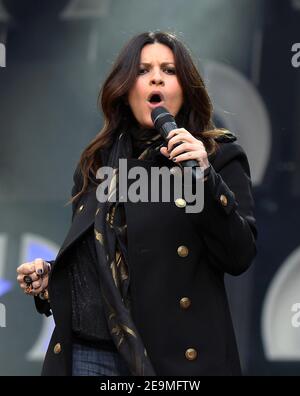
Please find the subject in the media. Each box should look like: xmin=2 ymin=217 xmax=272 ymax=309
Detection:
xmin=151 ymin=107 xmax=210 ymax=171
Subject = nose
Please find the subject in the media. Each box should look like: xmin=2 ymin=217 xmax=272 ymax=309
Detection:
xmin=150 ymin=76 xmax=164 ymax=86
xmin=149 ymin=69 xmax=164 ymax=86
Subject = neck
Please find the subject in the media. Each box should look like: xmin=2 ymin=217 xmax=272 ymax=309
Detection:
xmin=129 ymin=124 xmax=163 ymax=159
xmin=129 ymin=124 xmax=159 ymax=140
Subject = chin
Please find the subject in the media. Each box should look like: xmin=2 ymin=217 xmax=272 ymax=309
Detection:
xmin=138 ymin=119 xmax=154 ymax=129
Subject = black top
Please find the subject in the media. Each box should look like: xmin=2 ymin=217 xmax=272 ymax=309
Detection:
xmin=68 ymin=224 xmax=117 ymax=351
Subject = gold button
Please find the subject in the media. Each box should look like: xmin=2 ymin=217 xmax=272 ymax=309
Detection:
xmin=180 ymin=297 xmax=191 ymax=309
xmin=53 ymin=343 xmax=62 ymax=354
xmin=175 ymin=198 xmax=186 ymax=208
xmin=220 ymin=194 xmax=228 ymax=207
xmin=185 ymin=348 xmax=197 ymax=361
xmin=177 ymin=245 xmax=189 ymax=257
xmin=78 ymin=204 xmax=84 ymax=212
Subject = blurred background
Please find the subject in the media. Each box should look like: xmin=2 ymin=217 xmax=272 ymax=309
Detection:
xmin=0 ymin=0 xmax=300 ymax=376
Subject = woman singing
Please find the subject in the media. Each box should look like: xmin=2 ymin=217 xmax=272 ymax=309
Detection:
xmin=17 ymin=31 xmax=257 ymax=376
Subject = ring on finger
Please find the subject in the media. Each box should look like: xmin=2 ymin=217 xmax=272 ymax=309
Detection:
xmin=23 ymin=275 xmax=33 ymax=285
xmin=24 ymin=284 xmax=33 ymax=294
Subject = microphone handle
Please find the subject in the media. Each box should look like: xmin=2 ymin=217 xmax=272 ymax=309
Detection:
xmin=160 ymin=121 xmax=178 ymax=139
xmin=161 ymin=122 xmax=199 ymax=169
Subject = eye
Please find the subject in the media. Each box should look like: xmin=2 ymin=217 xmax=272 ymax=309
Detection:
xmin=138 ymin=67 xmax=148 ymax=75
xmin=164 ymin=67 xmax=176 ymax=74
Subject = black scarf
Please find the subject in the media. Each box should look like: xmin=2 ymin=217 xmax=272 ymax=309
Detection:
xmin=93 ymin=126 xmax=165 ymax=376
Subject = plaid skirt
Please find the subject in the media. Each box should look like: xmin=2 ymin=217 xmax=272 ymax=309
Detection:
xmin=72 ymin=343 xmax=132 ymax=376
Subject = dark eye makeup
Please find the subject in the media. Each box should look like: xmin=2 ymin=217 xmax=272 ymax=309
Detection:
xmin=138 ymin=66 xmax=176 ymax=75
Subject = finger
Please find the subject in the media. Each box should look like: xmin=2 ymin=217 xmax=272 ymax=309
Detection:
xmin=41 ymin=277 xmax=48 ymax=290
xmin=32 ymin=279 xmax=42 ymax=290
xmin=20 ymin=283 xmax=35 ymax=295
xmin=33 ymin=288 xmax=43 ymax=296
xmin=19 ymin=283 xmax=31 ymax=292
xmin=34 ymin=258 xmax=48 ymax=276
xmin=16 ymin=263 xmax=35 ymax=275
xmin=167 ymin=133 xmax=192 ymax=152
xmin=172 ymin=150 xmax=202 ymax=164
xmin=17 ymin=275 xmax=27 ymax=286
xmin=17 ymin=273 xmax=40 ymax=284
xmin=160 ymin=146 xmax=170 ymax=158
xmin=169 ymin=142 xmax=194 ymax=160
xmin=32 ymin=278 xmax=48 ymax=295
xmin=167 ymin=128 xmax=186 ymax=140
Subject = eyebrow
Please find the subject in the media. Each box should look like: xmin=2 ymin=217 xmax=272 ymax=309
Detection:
xmin=140 ymin=62 xmax=175 ymax=67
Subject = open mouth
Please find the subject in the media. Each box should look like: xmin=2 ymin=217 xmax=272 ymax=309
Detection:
xmin=147 ymin=92 xmax=164 ymax=104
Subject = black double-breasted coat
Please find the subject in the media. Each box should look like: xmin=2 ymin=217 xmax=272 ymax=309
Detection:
xmin=34 ymin=138 xmax=257 ymax=376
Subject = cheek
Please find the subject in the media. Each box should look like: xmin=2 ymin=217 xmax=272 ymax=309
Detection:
xmin=170 ymin=83 xmax=183 ymax=105
xmin=129 ymin=85 xmax=146 ymax=111
xmin=133 ymin=81 xmax=146 ymax=100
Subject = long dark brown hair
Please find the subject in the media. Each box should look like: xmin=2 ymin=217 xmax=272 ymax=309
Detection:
xmin=70 ymin=31 xmax=227 ymax=204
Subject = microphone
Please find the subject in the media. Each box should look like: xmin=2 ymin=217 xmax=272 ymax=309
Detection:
xmin=151 ymin=106 xmax=199 ymax=170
